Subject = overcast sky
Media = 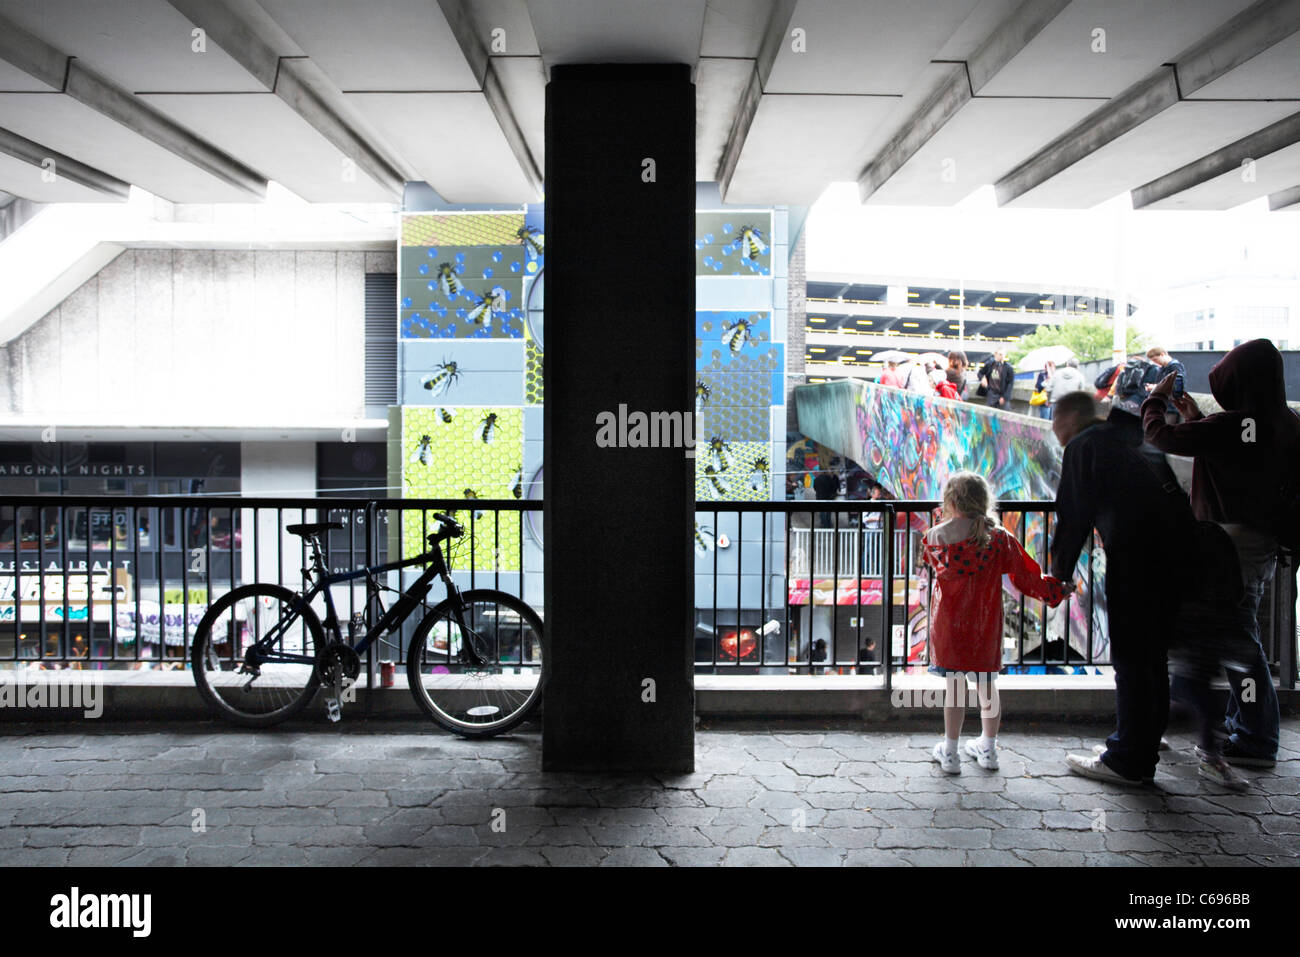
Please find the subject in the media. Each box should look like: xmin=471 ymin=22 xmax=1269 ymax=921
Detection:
xmin=805 ymin=183 xmax=1300 ymax=340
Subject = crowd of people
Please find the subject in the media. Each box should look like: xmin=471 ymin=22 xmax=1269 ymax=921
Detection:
xmin=923 ymin=339 xmax=1294 ymax=790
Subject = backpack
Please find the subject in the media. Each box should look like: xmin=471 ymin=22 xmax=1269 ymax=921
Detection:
xmin=1115 ymin=358 xmax=1152 ymax=397
xmin=1094 ymin=365 xmax=1120 ymax=390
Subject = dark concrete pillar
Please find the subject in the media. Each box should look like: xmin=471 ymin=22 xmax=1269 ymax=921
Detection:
xmin=542 ymin=64 xmax=695 ymax=772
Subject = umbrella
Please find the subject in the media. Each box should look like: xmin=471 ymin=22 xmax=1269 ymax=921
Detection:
xmin=916 ymin=352 xmax=949 ymax=367
xmin=871 ymin=349 xmax=916 ymax=364
xmin=1016 ymin=345 xmax=1074 ymax=371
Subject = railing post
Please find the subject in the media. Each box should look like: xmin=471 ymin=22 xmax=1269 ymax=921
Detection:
xmin=364 ymin=499 xmax=378 ymax=704
xmin=882 ymin=506 xmax=895 ymax=694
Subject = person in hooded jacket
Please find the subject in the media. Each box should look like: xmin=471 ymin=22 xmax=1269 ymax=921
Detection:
xmin=922 ymin=471 xmax=1069 ymax=774
xmin=1141 ymin=338 xmax=1300 ymax=768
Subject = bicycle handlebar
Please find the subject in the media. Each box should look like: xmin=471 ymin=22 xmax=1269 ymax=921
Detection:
xmin=428 ymin=512 xmax=465 ymax=544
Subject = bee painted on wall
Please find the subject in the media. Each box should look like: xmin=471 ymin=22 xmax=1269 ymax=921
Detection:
xmin=695 ymin=380 xmax=711 ymax=417
xmin=411 ymin=435 xmax=433 ymax=467
xmin=437 ymin=262 xmax=464 ymax=298
xmin=422 ymin=359 xmax=461 ymax=398
xmin=720 ymin=316 xmax=755 ymax=355
xmin=463 ymin=488 xmax=485 ymax=521
xmin=517 ymin=225 xmax=544 ymax=259
xmin=510 ymin=465 xmax=523 ymax=500
xmin=704 ymin=465 xmax=728 ymax=500
xmin=694 ymin=522 xmax=715 ymax=556
xmin=436 ymin=407 xmax=455 ymax=424
xmin=707 ymin=436 xmax=732 ymax=473
xmin=737 ymin=224 xmax=767 ymax=262
xmin=467 ymin=286 xmax=508 ymax=330
xmin=748 ymin=456 xmax=770 ymax=492
xmin=479 ymin=412 xmax=499 ymax=445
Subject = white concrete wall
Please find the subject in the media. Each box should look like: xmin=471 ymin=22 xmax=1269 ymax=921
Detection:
xmin=240 ymin=441 xmax=318 ymax=589
xmin=0 ymin=248 xmax=388 ymax=424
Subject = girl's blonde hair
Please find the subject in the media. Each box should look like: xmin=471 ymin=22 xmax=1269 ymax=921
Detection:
xmin=942 ymin=471 xmax=999 ymax=549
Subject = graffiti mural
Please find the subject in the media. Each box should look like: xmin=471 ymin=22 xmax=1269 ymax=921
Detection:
xmin=792 ymin=379 xmax=1110 ymax=663
xmin=401 ymin=406 xmax=523 ymax=571
xmin=847 ymin=382 xmax=1060 ymax=501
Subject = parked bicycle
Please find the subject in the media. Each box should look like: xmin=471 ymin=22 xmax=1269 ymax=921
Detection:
xmin=190 ymin=512 xmax=545 ymax=737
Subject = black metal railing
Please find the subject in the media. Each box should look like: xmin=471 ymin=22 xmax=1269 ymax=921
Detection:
xmin=2 ymin=496 xmax=1295 ymax=692
xmin=0 ymin=496 xmax=536 ymax=683
xmin=690 ymin=501 xmax=1296 ymax=692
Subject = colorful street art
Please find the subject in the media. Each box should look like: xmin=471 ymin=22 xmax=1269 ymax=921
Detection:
xmin=695 ymin=439 xmax=771 ymax=502
xmin=401 ymin=406 xmax=523 ymax=572
xmin=694 ymin=212 xmax=772 ymax=276
xmin=696 ymin=310 xmax=781 ymax=443
xmin=400 ymin=212 xmax=540 ymax=340
xmin=791 ymin=379 xmax=1110 ymax=663
xmin=849 ymin=382 xmax=1059 ymax=501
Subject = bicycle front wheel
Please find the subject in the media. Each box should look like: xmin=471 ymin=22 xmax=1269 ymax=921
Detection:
xmin=406 ymin=589 xmax=546 ymax=737
xmin=191 ymin=583 xmax=324 ymax=727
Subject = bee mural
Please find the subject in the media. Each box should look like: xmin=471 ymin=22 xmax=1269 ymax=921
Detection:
xmin=704 ymin=465 xmax=727 ymax=500
xmin=694 ymin=522 xmax=715 ymax=556
xmin=720 ymin=316 xmax=756 ymax=355
xmin=510 ymin=465 xmax=523 ymax=500
xmin=737 ymin=224 xmax=767 ymax=262
xmin=463 ymin=488 xmax=485 ymax=521
xmin=422 ymin=359 xmax=461 ymax=398
xmin=467 ymin=286 xmax=508 ymax=329
xmin=517 ymin=225 xmax=544 ymax=259
xmin=411 ymin=435 xmax=433 ymax=467
xmin=479 ymin=412 xmax=499 ymax=445
xmin=708 ymin=436 xmax=733 ymax=473
xmin=695 ymin=380 xmax=711 ymax=417
xmin=437 ymin=262 xmax=464 ymax=299
xmin=748 ymin=456 xmax=770 ymax=492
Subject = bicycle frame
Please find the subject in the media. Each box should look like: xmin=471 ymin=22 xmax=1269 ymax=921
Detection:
xmin=249 ymin=535 xmax=465 ymax=668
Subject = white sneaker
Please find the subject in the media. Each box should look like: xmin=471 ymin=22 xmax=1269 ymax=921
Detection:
xmin=964 ymin=738 xmax=999 ymax=770
xmin=1194 ymin=747 xmax=1250 ymax=792
xmin=1066 ymin=753 xmax=1149 ymax=786
xmin=932 ymin=741 xmax=961 ymax=775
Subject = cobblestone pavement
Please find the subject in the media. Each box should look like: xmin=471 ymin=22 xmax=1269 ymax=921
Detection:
xmin=1 ymin=720 xmax=1297 ymax=866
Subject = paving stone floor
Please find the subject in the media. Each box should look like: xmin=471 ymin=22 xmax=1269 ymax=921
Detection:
xmin=1 ymin=719 xmax=1297 ymax=866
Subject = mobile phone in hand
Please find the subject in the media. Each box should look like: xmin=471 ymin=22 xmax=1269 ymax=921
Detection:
xmin=1172 ymin=374 xmax=1185 ymax=399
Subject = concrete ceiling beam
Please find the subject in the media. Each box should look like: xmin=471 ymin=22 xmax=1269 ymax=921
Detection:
xmin=1269 ymin=184 xmax=1300 ymax=209
xmin=858 ymin=0 xmax=1071 ymax=203
xmin=0 ymin=14 xmax=266 ymax=199
xmin=166 ymin=0 xmax=406 ymax=197
xmin=995 ymin=0 xmax=1300 ymax=206
xmin=0 ymin=126 xmax=131 ymax=200
xmin=1131 ymin=109 xmax=1300 ymax=208
xmin=436 ymin=0 xmax=543 ymax=197
xmin=715 ymin=0 xmax=797 ymax=200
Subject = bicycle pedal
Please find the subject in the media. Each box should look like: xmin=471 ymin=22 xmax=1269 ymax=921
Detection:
xmin=325 ymin=698 xmax=342 ymax=723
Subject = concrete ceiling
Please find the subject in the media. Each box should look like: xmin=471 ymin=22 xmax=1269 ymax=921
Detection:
xmin=0 ymin=0 xmax=1295 ymax=211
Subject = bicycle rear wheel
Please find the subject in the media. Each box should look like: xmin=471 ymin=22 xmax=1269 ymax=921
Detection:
xmin=406 ymin=589 xmax=546 ymax=737
xmin=191 ymin=583 xmax=324 ymax=727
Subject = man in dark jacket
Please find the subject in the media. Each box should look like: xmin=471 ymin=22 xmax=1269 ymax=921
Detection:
xmin=1142 ymin=339 xmax=1300 ymax=767
xmin=978 ymin=349 xmax=1015 ymax=409
xmin=1049 ymin=392 xmax=1195 ymax=784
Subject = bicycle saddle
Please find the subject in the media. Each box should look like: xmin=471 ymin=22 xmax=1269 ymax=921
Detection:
xmin=286 ymin=522 xmax=346 ymax=537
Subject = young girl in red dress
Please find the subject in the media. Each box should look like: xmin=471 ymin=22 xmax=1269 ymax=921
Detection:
xmin=921 ymin=471 xmax=1070 ymax=773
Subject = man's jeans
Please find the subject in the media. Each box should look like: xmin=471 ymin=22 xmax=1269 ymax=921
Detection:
xmin=1218 ymin=524 xmax=1281 ymax=759
xmin=1103 ymin=588 xmax=1169 ymax=781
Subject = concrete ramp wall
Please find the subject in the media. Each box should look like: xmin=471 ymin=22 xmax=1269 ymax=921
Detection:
xmin=793 ymin=379 xmax=1062 ymax=501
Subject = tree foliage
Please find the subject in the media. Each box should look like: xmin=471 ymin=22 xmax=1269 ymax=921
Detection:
xmin=1006 ymin=316 xmax=1148 ymax=364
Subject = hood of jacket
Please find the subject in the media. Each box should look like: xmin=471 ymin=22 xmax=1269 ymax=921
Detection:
xmin=1209 ymin=338 xmax=1287 ymax=413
